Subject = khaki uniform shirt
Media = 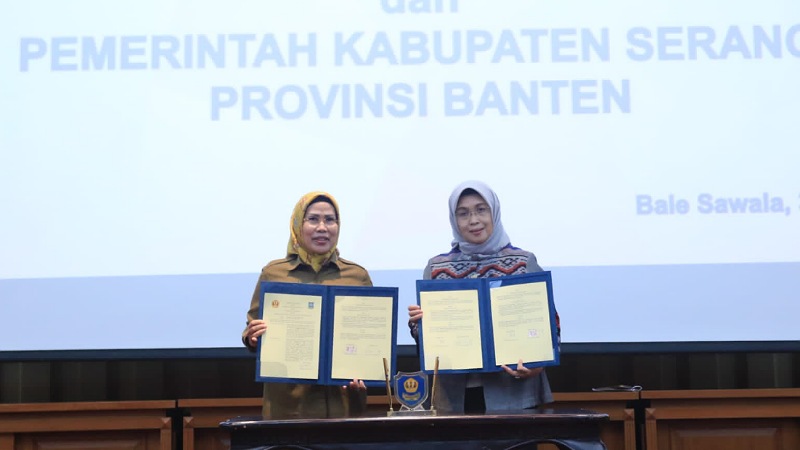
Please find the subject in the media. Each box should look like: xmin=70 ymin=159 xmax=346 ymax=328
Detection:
xmin=243 ymin=253 xmax=372 ymax=419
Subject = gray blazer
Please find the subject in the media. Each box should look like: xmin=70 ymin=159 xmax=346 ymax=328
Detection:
xmin=433 ymin=370 xmax=554 ymax=414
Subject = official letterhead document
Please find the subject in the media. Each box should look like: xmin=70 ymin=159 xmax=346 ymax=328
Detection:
xmin=417 ymin=288 xmax=484 ymax=372
xmin=416 ymin=271 xmax=559 ymax=374
xmin=256 ymin=282 xmax=398 ymax=387
xmin=259 ymin=291 xmax=323 ymax=380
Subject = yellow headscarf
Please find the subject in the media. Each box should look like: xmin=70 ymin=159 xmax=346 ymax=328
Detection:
xmin=286 ymin=191 xmax=340 ymax=272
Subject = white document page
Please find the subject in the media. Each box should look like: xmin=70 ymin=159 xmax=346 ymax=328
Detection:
xmin=259 ymin=292 xmax=322 ymax=380
xmin=490 ymin=281 xmax=554 ymax=366
xmin=330 ymin=295 xmax=394 ymax=381
xmin=419 ymin=289 xmax=483 ymax=371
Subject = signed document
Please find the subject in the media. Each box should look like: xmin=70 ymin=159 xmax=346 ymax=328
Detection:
xmin=419 ymin=289 xmax=483 ymax=371
xmin=259 ymin=293 xmax=322 ymax=380
xmin=490 ymin=281 xmax=554 ymax=365
xmin=416 ymin=272 xmax=559 ymax=373
xmin=330 ymin=295 xmax=394 ymax=381
xmin=256 ymin=282 xmax=399 ymax=386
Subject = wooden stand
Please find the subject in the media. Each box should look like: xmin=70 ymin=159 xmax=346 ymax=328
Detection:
xmin=642 ymin=388 xmax=800 ymax=450
xmin=0 ymin=401 xmax=173 ymax=450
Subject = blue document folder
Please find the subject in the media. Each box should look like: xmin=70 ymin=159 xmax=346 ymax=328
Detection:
xmin=416 ymin=271 xmax=559 ymax=374
xmin=256 ymin=282 xmax=398 ymax=387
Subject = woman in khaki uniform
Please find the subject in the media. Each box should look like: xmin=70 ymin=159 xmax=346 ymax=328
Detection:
xmin=243 ymin=191 xmax=372 ymax=419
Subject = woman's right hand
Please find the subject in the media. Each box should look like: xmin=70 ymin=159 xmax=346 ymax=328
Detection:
xmin=245 ymin=319 xmax=267 ymax=348
xmin=408 ymin=305 xmax=423 ymax=323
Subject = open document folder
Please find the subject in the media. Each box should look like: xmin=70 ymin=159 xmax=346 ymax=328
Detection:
xmin=256 ymin=282 xmax=398 ymax=387
xmin=416 ymin=271 xmax=559 ymax=374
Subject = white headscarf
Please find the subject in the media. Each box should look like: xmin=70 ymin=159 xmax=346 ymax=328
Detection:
xmin=448 ymin=180 xmax=511 ymax=256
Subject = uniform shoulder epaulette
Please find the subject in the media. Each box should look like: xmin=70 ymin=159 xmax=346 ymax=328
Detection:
xmin=337 ymin=257 xmax=368 ymax=271
xmin=263 ymin=256 xmax=294 ymax=269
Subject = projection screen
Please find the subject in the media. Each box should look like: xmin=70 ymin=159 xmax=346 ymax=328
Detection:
xmin=1 ymin=0 xmax=798 ymax=353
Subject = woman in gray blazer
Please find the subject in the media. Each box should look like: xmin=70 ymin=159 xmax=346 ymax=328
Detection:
xmin=408 ymin=180 xmax=559 ymax=413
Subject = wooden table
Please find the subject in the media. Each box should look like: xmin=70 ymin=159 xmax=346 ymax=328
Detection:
xmin=221 ymin=409 xmax=609 ymax=450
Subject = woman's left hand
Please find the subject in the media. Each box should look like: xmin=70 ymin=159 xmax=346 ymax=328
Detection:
xmin=343 ymin=378 xmax=368 ymax=416
xmin=500 ymin=359 xmax=544 ymax=379
xmin=344 ymin=378 xmax=367 ymax=392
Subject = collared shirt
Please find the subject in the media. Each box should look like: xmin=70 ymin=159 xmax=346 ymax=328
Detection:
xmin=245 ymin=253 xmax=372 ymax=326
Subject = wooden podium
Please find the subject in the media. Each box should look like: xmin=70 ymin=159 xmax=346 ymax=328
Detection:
xmin=220 ymin=409 xmax=609 ymax=450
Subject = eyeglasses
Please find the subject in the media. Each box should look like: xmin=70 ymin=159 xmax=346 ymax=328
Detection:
xmin=455 ymin=206 xmax=490 ymax=221
xmin=303 ymin=215 xmax=338 ymax=227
